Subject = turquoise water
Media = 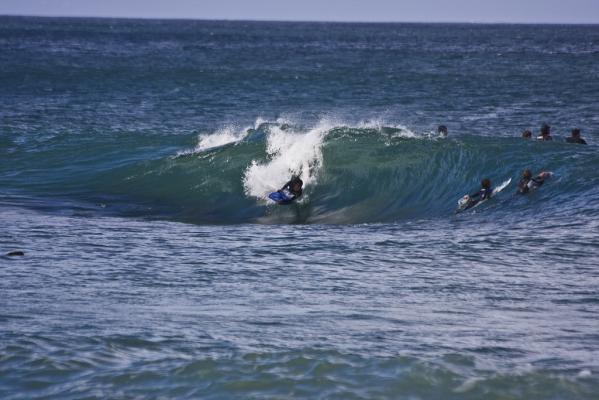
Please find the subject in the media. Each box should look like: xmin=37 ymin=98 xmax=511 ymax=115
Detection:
xmin=1 ymin=17 xmax=599 ymax=399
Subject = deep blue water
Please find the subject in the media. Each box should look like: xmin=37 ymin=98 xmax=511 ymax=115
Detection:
xmin=1 ymin=16 xmax=599 ymax=399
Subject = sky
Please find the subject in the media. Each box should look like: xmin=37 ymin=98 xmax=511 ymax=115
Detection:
xmin=1 ymin=0 xmax=599 ymax=24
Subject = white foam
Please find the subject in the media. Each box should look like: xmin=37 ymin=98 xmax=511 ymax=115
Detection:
xmin=243 ymin=121 xmax=332 ymax=200
xmin=453 ymin=377 xmax=484 ymax=393
xmin=196 ymin=125 xmax=249 ymax=151
xmin=174 ymin=126 xmax=248 ymax=157
xmin=578 ymin=369 xmax=592 ymax=378
xmin=356 ymin=119 xmax=418 ymax=138
xmin=176 ymin=118 xmax=270 ymax=157
xmin=177 ymin=115 xmax=427 ymax=159
xmin=192 ymin=117 xmax=292 ymax=152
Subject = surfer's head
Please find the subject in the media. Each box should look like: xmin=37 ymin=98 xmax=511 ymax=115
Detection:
xmin=522 ymin=130 xmax=532 ymax=139
xmin=540 ymin=123 xmax=551 ymax=136
xmin=438 ymin=125 xmax=448 ymax=137
xmin=291 ymin=177 xmax=303 ymax=192
xmin=523 ymin=169 xmax=532 ymax=179
xmin=571 ymin=128 xmax=581 ymax=138
xmin=481 ymin=178 xmax=491 ymax=189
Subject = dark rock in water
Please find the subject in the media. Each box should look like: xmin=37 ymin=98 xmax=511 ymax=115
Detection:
xmin=6 ymin=251 xmax=24 ymax=257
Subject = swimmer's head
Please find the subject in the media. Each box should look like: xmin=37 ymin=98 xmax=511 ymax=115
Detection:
xmin=481 ymin=178 xmax=491 ymax=189
xmin=540 ymin=123 xmax=551 ymax=136
xmin=438 ymin=125 xmax=448 ymax=137
xmin=571 ymin=128 xmax=581 ymax=138
xmin=522 ymin=130 xmax=532 ymax=139
xmin=523 ymin=169 xmax=532 ymax=179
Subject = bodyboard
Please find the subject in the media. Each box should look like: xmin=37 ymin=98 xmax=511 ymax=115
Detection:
xmin=268 ymin=190 xmax=294 ymax=205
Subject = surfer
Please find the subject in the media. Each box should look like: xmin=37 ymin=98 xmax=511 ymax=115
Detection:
xmin=517 ymin=170 xmax=551 ymax=194
xmin=438 ymin=125 xmax=448 ymax=137
xmin=537 ymin=123 xmax=553 ymax=141
xmin=566 ymin=128 xmax=587 ymax=145
xmin=462 ymin=178 xmax=493 ymax=209
xmin=281 ymin=176 xmax=303 ymax=200
xmin=269 ymin=176 xmax=303 ymax=204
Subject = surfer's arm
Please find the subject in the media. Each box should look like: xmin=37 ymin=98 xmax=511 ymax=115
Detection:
xmin=280 ymin=180 xmax=292 ymax=191
xmin=531 ymin=176 xmax=545 ymax=187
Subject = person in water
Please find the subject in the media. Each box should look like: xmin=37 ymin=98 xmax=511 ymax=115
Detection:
xmin=463 ymin=178 xmax=493 ymax=209
xmin=438 ymin=125 xmax=448 ymax=137
xmin=278 ymin=176 xmax=303 ymax=202
xmin=522 ymin=129 xmax=532 ymax=139
xmin=517 ymin=170 xmax=552 ymax=194
xmin=537 ymin=123 xmax=553 ymax=141
xmin=566 ymin=128 xmax=587 ymax=145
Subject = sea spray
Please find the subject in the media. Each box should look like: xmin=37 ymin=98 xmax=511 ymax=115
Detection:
xmin=243 ymin=121 xmax=331 ymax=200
xmin=196 ymin=125 xmax=250 ymax=151
xmin=193 ymin=117 xmax=277 ymax=152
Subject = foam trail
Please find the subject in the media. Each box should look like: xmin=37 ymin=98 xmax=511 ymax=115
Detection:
xmin=243 ymin=122 xmax=330 ymax=200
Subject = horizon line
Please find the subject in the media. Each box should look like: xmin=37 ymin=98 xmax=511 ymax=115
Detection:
xmin=1 ymin=13 xmax=599 ymax=26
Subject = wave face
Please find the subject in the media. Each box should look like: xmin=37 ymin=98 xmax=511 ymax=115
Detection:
xmin=3 ymin=119 xmax=597 ymax=224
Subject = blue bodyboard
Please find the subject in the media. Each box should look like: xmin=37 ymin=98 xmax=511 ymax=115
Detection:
xmin=268 ymin=190 xmax=294 ymax=205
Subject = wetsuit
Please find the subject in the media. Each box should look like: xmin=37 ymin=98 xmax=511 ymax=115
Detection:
xmin=465 ymin=187 xmax=493 ymax=209
xmin=277 ymin=179 xmax=303 ymax=204
xmin=566 ymin=137 xmax=587 ymax=145
xmin=517 ymin=175 xmax=545 ymax=194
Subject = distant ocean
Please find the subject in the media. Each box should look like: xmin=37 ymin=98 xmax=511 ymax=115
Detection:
xmin=1 ymin=16 xmax=598 ymax=399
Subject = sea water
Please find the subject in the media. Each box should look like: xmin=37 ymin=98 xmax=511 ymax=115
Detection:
xmin=1 ymin=17 xmax=599 ymax=399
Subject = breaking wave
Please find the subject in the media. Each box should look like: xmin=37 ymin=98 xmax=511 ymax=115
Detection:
xmin=2 ymin=118 xmax=598 ymax=224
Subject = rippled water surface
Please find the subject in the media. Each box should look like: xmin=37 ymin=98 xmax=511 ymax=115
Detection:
xmin=3 ymin=207 xmax=599 ymax=399
xmin=1 ymin=17 xmax=599 ymax=399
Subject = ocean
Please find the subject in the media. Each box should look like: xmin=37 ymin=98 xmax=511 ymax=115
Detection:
xmin=1 ymin=16 xmax=599 ymax=399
